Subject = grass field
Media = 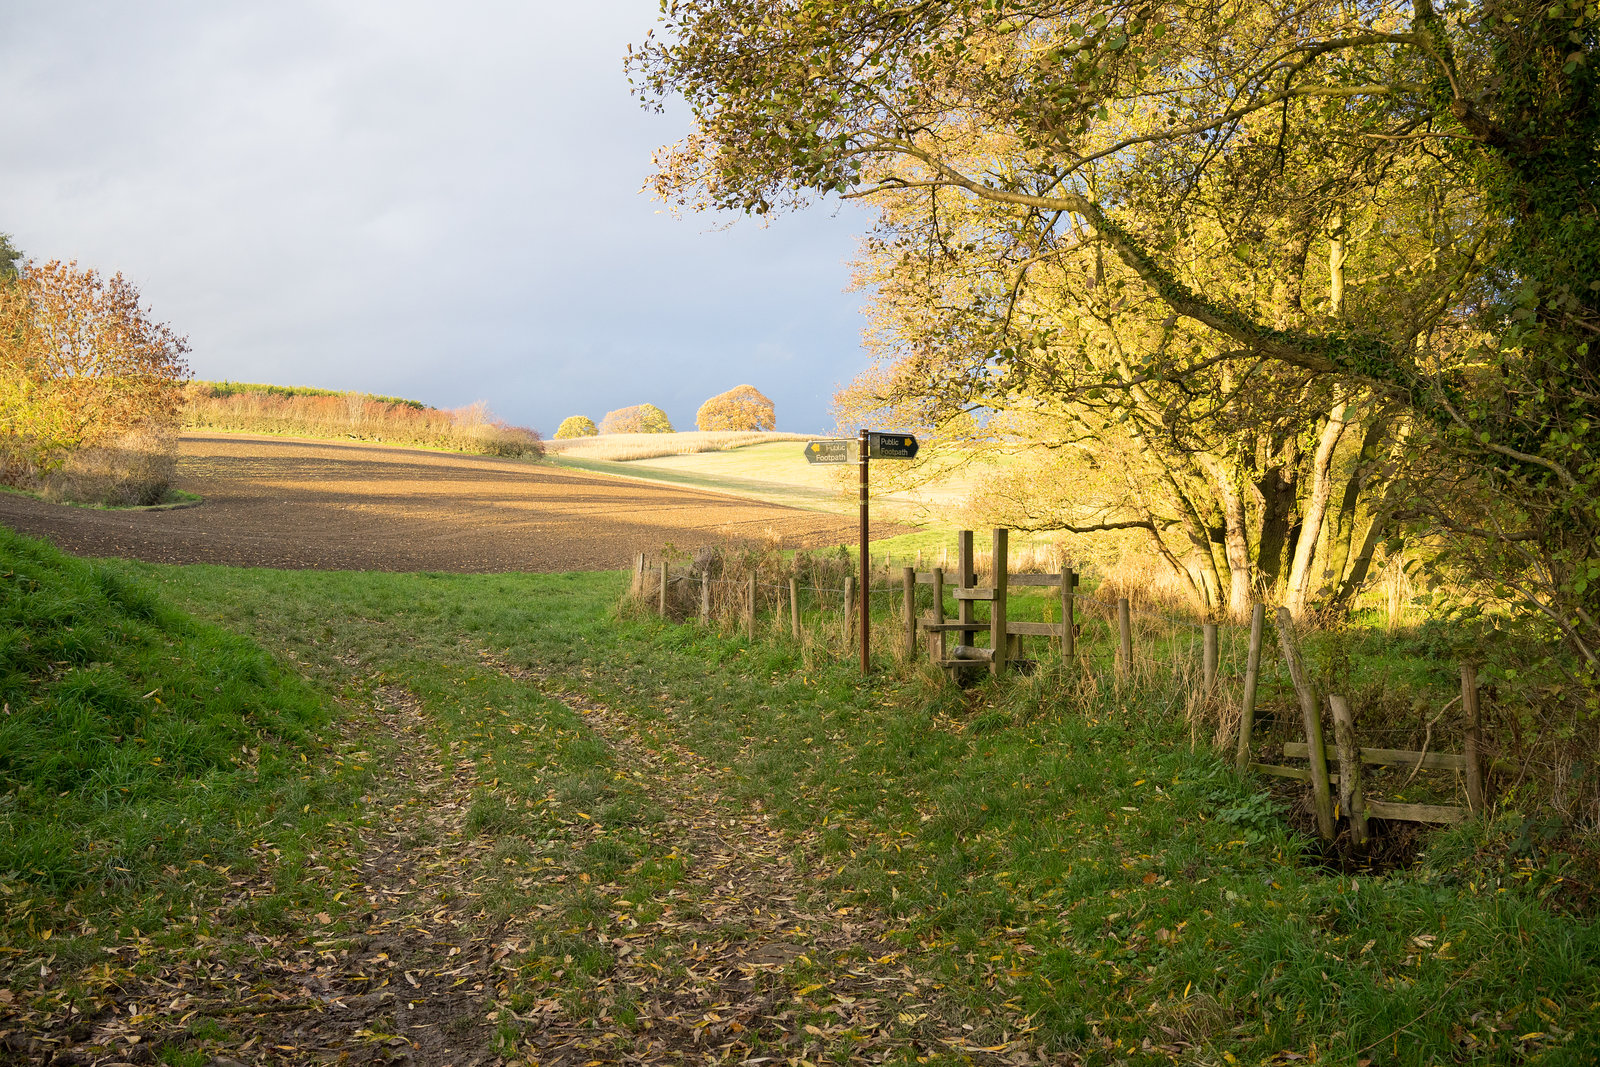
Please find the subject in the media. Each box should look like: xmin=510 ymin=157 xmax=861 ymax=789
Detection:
xmin=4 ymin=527 xmax=1597 ymax=1064
xmin=543 ymin=430 xmax=813 ymax=461
xmin=551 ymin=439 xmax=1005 ymax=525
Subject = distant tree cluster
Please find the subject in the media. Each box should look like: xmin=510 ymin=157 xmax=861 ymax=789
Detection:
xmin=599 ymin=404 xmax=673 ymax=434
xmin=695 ymin=384 xmax=774 ymax=432
xmin=554 ymin=415 xmax=598 ymax=439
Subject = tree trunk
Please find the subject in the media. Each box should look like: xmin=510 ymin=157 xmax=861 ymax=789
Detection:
xmin=1321 ymin=414 xmax=1390 ymax=594
xmin=1254 ymin=461 xmax=1299 ymax=591
xmin=1201 ymin=454 xmax=1255 ymax=620
xmin=1285 ymin=400 xmax=1349 ymax=619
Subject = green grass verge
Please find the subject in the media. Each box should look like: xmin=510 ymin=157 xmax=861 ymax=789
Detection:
xmin=125 ymin=560 xmax=1600 ymax=1065
xmin=0 ymin=528 xmax=335 ymax=893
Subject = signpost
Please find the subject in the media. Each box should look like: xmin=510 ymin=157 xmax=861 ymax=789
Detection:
xmin=804 ymin=439 xmax=851 ymax=464
xmin=803 ymin=432 xmax=918 ymax=673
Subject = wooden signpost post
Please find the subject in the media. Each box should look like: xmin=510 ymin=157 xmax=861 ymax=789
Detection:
xmin=802 ymin=431 xmax=920 ymax=673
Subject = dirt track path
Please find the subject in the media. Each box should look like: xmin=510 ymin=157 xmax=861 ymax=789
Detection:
xmin=0 ymin=435 xmax=886 ymax=572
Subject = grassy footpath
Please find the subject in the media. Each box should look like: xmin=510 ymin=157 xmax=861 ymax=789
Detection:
xmin=149 ymin=562 xmax=1600 ymax=1063
xmin=4 ymin=534 xmax=1598 ymax=1064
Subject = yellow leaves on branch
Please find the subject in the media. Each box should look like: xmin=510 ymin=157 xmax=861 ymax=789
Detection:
xmin=0 ymin=260 xmax=189 ymax=473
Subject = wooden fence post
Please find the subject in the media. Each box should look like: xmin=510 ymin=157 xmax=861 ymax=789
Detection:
xmin=1203 ymin=623 xmax=1219 ymax=695
xmin=1461 ymin=663 xmax=1486 ymax=815
xmin=1276 ymin=607 xmax=1335 ymax=839
xmin=1235 ymin=603 xmax=1266 ymax=771
xmin=1117 ymin=598 xmax=1133 ymax=678
xmin=843 ymin=576 xmax=855 ymax=648
xmin=957 ymin=531 xmax=975 ymax=645
xmin=1061 ymin=565 xmax=1076 ymax=664
xmin=902 ymin=567 xmax=917 ymax=659
xmin=658 ymin=561 xmax=669 ymax=617
xmin=747 ymin=574 xmax=757 ymax=640
xmin=1329 ymin=694 xmax=1368 ymax=845
xmin=633 ymin=552 xmax=645 ymax=597
xmin=789 ymin=577 xmax=800 ymax=640
xmin=991 ymin=529 xmax=1009 ymax=676
xmin=930 ymin=566 xmax=946 ymax=663
xmin=700 ymin=572 xmax=710 ymax=624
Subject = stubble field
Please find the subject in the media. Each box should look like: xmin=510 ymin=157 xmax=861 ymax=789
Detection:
xmin=0 ymin=434 xmax=891 ymax=572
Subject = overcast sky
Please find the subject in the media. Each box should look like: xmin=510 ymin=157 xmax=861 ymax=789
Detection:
xmin=0 ymin=2 xmax=872 ymax=435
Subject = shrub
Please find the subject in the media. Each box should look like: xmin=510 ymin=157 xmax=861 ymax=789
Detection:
xmin=696 ymin=384 xmax=775 ymax=431
xmin=0 ymin=261 xmax=188 ymax=503
xmin=554 ymin=415 xmax=599 ymax=439
xmin=599 ymin=403 xmax=674 ymax=434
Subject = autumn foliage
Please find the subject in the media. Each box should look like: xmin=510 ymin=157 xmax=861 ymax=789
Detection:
xmin=695 ymin=384 xmax=775 ymax=432
xmin=0 ymin=261 xmax=189 ymax=504
xmin=183 ymin=385 xmax=542 ymax=458
xmin=554 ymin=415 xmax=598 ymax=439
xmin=599 ymin=404 xmax=674 ymax=434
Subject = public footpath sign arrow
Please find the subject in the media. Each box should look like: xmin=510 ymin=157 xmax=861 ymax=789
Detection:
xmin=866 ymin=431 xmax=919 ymax=459
xmin=803 ymin=439 xmax=852 ymax=464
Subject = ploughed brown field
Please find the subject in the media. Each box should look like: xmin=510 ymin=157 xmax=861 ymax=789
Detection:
xmin=0 ymin=434 xmax=888 ymax=572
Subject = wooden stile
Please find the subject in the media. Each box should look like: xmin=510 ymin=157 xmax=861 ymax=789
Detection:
xmin=1235 ymin=604 xmax=1266 ymax=770
xmin=1276 ymin=607 xmax=1335 ymax=839
xmin=956 ymin=532 xmax=975 ymax=643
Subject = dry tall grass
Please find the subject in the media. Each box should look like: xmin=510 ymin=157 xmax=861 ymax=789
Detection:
xmin=544 ymin=430 xmax=812 ymax=461
xmin=183 ymin=385 xmax=542 ymax=458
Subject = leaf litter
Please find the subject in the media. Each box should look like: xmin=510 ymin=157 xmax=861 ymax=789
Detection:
xmin=2 ymin=645 xmax=1074 ymax=1067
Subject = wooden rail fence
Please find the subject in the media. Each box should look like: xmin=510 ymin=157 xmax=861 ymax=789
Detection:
xmin=633 ymin=532 xmax=1491 ymax=837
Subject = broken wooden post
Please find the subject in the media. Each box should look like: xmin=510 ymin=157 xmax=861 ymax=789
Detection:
xmin=1235 ymin=603 xmax=1266 ymax=771
xmin=1203 ymin=622 xmax=1219 ymax=696
xmin=1461 ymin=662 xmax=1486 ymax=815
xmin=1329 ymin=694 xmax=1369 ymax=846
xmin=902 ymin=567 xmax=917 ymax=659
xmin=658 ymin=561 xmax=669 ymax=617
xmin=789 ymin=577 xmax=800 ymax=640
xmin=1117 ymin=598 xmax=1133 ymax=678
xmin=1275 ymin=607 xmax=1335 ymax=839
xmin=990 ymin=528 xmax=1009 ymax=676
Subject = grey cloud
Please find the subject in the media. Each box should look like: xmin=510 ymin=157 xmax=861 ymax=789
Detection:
xmin=0 ymin=1 xmax=870 ymax=434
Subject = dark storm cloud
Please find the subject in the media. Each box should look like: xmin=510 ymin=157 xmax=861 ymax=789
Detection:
xmin=0 ymin=1 xmax=870 ymax=433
